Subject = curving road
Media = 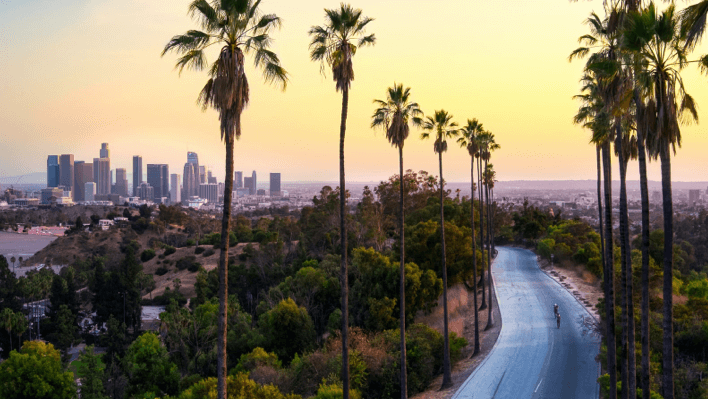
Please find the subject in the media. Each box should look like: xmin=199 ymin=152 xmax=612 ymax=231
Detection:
xmin=453 ymin=247 xmax=600 ymax=399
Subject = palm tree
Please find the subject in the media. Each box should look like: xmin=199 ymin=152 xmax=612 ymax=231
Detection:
xmin=478 ymin=131 xmax=500 ymax=331
xmin=371 ymin=83 xmax=422 ymax=399
xmin=457 ymin=118 xmax=484 ymax=356
xmin=1 ymin=308 xmax=15 ymax=352
xmin=309 ymin=5 xmax=375 ymax=396
xmin=624 ymin=5 xmax=699 ymax=398
xmin=162 ymin=1 xmax=288 ymax=397
xmin=421 ymin=109 xmax=459 ymax=389
xmin=475 ymin=131 xmax=487 ymax=311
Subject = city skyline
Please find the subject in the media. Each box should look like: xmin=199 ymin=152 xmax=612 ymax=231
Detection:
xmin=3 ymin=1 xmax=708 ymax=185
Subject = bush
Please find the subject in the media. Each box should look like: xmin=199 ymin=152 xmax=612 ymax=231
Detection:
xmin=203 ymin=248 xmax=215 ymax=257
xmin=176 ymin=256 xmax=198 ymax=271
xmin=155 ymin=266 xmax=169 ymax=276
xmin=195 ymin=246 xmax=205 ymax=255
xmin=187 ymin=262 xmax=201 ymax=273
xmin=178 ymin=373 xmax=300 ymax=399
xmin=164 ymin=246 xmax=176 ymax=256
xmin=186 ymin=239 xmax=196 ymax=247
xmin=141 ymin=249 xmax=156 ymax=262
xmin=315 ymin=383 xmax=361 ymax=399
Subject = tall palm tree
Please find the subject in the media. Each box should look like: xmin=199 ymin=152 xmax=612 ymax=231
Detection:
xmin=162 ymin=1 xmax=288 ymax=396
xmin=371 ymin=83 xmax=422 ymax=399
xmin=421 ymin=109 xmax=459 ymax=389
xmin=570 ymin=10 xmax=621 ymax=398
xmin=309 ymin=6 xmax=375 ymax=396
xmin=624 ymin=5 xmax=699 ymax=398
xmin=478 ymin=131 xmax=500 ymax=331
xmin=457 ymin=118 xmax=484 ymax=356
xmin=475 ymin=132 xmax=486 ymax=310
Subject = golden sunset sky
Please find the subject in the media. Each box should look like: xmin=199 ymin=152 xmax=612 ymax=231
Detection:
xmin=1 ymin=0 xmax=707 ymax=184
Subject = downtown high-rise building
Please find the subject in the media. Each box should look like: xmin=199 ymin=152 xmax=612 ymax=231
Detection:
xmin=74 ymin=161 xmax=93 ymax=202
xmin=47 ymin=155 xmax=60 ymax=188
xmin=133 ymin=156 xmax=143 ymax=196
xmin=199 ymin=183 xmax=218 ymax=203
xmin=170 ymin=174 xmax=181 ymax=205
xmin=84 ymin=182 xmax=96 ymax=201
xmin=270 ymin=173 xmax=281 ymax=196
xmin=114 ymin=168 xmax=129 ymax=197
xmin=100 ymin=143 xmax=110 ymax=158
xmin=234 ymin=171 xmax=243 ymax=188
xmin=147 ymin=164 xmax=169 ymax=201
xmin=199 ymin=165 xmax=207 ymax=184
xmin=182 ymin=163 xmax=198 ymax=202
xmin=137 ymin=182 xmax=153 ymax=201
xmin=251 ymin=171 xmax=257 ymax=195
xmin=243 ymin=176 xmax=254 ymax=195
xmin=59 ymin=154 xmax=75 ymax=198
xmin=93 ymin=158 xmax=110 ymax=195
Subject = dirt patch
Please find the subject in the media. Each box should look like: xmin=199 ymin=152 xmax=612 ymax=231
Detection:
xmin=538 ymin=258 xmax=602 ymax=321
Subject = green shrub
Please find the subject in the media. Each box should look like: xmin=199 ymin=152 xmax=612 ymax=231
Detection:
xmin=203 ymin=248 xmax=215 ymax=257
xmin=155 ymin=266 xmax=169 ymax=276
xmin=195 ymin=246 xmax=205 ymax=255
xmin=187 ymin=262 xmax=201 ymax=273
xmin=236 ymin=347 xmax=282 ymax=372
xmin=164 ymin=246 xmax=176 ymax=256
xmin=141 ymin=249 xmax=156 ymax=262
xmin=176 ymin=256 xmax=198 ymax=271
xmin=185 ymin=239 xmax=195 ymax=247
xmin=179 ymin=373 xmax=300 ymax=399
xmin=315 ymin=383 xmax=361 ymax=399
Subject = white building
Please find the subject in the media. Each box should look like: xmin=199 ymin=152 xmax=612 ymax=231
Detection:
xmin=84 ymin=182 xmax=96 ymax=201
xmin=170 ymin=173 xmax=181 ymax=205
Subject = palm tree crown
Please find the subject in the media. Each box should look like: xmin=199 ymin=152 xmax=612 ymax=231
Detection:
xmin=162 ymin=0 xmax=288 ymax=141
xmin=309 ymin=3 xmax=376 ymax=92
xmin=421 ymin=110 xmax=459 ymax=154
xmin=371 ymin=84 xmax=423 ymax=148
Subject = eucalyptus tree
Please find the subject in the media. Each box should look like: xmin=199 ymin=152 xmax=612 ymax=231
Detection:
xmin=371 ymin=83 xmax=422 ymax=398
xmin=309 ymin=5 xmax=375 ymax=396
xmin=162 ymin=1 xmax=288 ymax=396
xmin=624 ymin=5 xmax=699 ymax=398
xmin=421 ymin=110 xmax=459 ymax=389
xmin=457 ymin=118 xmax=484 ymax=356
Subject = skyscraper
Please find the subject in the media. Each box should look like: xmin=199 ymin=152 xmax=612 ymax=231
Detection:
xmin=93 ymin=158 xmax=110 ymax=195
xmin=252 ymin=171 xmax=257 ymax=195
xmin=170 ymin=174 xmax=181 ymax=205
xmin=243 ymin=176 xmax=254 ymax=195
xmin=47 ymin=155 xmax=60 ymax=188
xmin=133 ymin=156 xmax=143 ymax=196
xmin=234 ymin=171 xmax=243 ymax=188
xmin=199 ymin=183 xmax=218 ymax=203
xmin=270 ymin=173 xmax=281 ymax=197
xmin=85 ymin=182 xmax=96 ymax=201
xmin=689 ymin=189 xmax=701 ymax=205
xmin=74 ymin=161 xmax=93 ymax=202
xmin=59 ymin=154 xmax=75 ymax=198
xmin=183 ymin=162 xmax=198 ymax=201
xmin=100 ymin=143 xmax=110 ymax=159
xmin=115 ymin=168 xmax=129 ymax=197
xmin=199 ymin=165 xmax=207 ymax=184
xmin=147 ymin=164 xmax=169 ymax=201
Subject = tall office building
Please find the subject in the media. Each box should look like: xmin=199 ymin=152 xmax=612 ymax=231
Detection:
xmin=47 ymin=156 xmax=60 ymax=188
xmin=93 ymin=158 xmax=110 ymax=195
xmin=187 ymin=151 xmax=199 ymax=166
xmin=252 ymin=171 xmax=257 ymax=195
xmin=199 ymin=183 xmax=219 ymax=203
xmin=137 ymin=182 xmax=153 ymax=201
xmin=84 ymin=182 xmax=96 ymax=201
xmin=74 ymin=161 xmax=93 ymax=201
xmin=207 ymin=169 xmax=216 ymax=184
xmin=115 ymin=168 xmax=128 ymax=197
xmin=234 ymin=171 xmax=243 ymax=188
xmin=270 ymin=173 xmax=281 ymax=196
xmin=199 ymin=165 xmax=207 ymax=184
xmin=244 ymin=176 xmax=254 ymax=195
xmin=689 ymin=189 xmax=701 ymax=205
xmin=147 ymin=164 xmax=169 ymax=200
xmin=133 ymin=156 xmax=143 ymax=196
xmin=170 ymin=174 xmax=181 ymax=205
xmin=183 ymin=163 xmax=198 ymax=201
xmin=59 ymin=154 xmax=75 ymax=198
xmin=100 ymin=143 xmax=110 ymax=159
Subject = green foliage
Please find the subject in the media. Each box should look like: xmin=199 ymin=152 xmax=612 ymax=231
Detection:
xmin=194 ymin=246 xmax=205 ymax=255
xmin=179 ymin=372 xmax=301 ymax=399
xmin=259 ymin=298 xmax=316 ymax=363
xmin=203 ymin=248 xmax=215 ymax=257
xmin=163 ymin=246 xmax=176 ymax=256
xmin=176 ymin=256 xmax=200 ymax=271
xmin=185 ymin=239 xmax=196 ymax=247
xmin=0 ymin=341 xmax=76 ymax=399
xmin=76 ymin=345 xmax=107 ymax=399
xmin=236 ymin=347 xmax=282 ymax=372
xmin=125 ymin=332 xmax=179 ymax=398
xmin=315 ymin=382 xmax=362 ymax=399
xmin=141 ymin=249 xmax=156 ymax=262
xmin=160 ymin=300 xmax=219 ymax=376
xmin=537 ymin=238 xmax=555 ymax=260
xmin=155 ymin=266 xmax=169 ymax=276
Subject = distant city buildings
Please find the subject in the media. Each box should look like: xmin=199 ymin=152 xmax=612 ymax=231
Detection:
xmin=689 ymin=189 xmax=701 ymax=205
xmin=40 ymin=188 xmax=64 ymax=204
xmin=252 ymin=171 xmax=257 ymax=195
xmin=133 ymin=155 xmax=143 ymax=196
xmin=234 ymin=171 xmax=243 ymax=188
xmin=270 ymin=173 xmax=281 ymax=196
xmin=59 ymin=154 xmax=74 ymax=199
xmin=170 ymin=173 xmax=181 ymax=205
xmin=47 ymin=155 xmax=60 ymax=188
xmin=114 ymin=168 xmax=129 ymax=197
xmin=243 ymin=176 xmax=254 ymax=195
xmin=147 ymin=164 xmax=169 ymax=201
xmin=137 ymin=182 xmax=154 ymax=201
xmin=74 ymin=161 xmax=93 ymax=202
xmin=199 ymin=183 xmax=218 ymax=203
xmin=84 ymin=182 xmax=96 ymax=201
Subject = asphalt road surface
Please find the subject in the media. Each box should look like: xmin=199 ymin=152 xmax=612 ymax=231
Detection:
xmin=453 ymin=247 xmax=600 ymax=399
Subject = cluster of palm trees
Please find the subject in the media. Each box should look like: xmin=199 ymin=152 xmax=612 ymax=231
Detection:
xmin=163 ymin=1 xmax=502 ymax=398
xmin=570 ymin=2 xmax=705 ymax=398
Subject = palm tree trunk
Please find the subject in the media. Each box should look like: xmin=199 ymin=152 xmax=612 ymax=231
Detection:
xmin=398 ymin=145 xmax=408 ymax=399
xmin=660 ymin=147 xmax=674 ymax=399
xmin=603 ymin=141 xmax=618 ymax=399
xmin=485 ymin=159 xmax=494 ymax=330
xmin=637 ymin=108 xmax=652 ymax=399
xmin=478 ymin=157 xmax=486 ymax=310
xmin=616 ymin=133 xmax=628 ymax=399
xmin=439 ymin=151 xmax=452 ymax=390
xmin=597 ymin=146 xmax=605 ymax=288
xmin=340 ymin=86 xmax=351 ymax=399
xmin=216 ymin=116 xmax=236 ymax=399
xmin=623 ymin=153 xmax=637 ymax=399
xmin=470 ymin=158 xmax=480 ymax=356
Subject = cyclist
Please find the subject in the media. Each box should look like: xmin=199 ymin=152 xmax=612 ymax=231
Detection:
xmin=556 ymin=313 xmax=561 ymax=329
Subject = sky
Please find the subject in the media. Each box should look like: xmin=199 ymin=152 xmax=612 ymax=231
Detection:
xmin=1 ymin=0 xmax=707 ymax=184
